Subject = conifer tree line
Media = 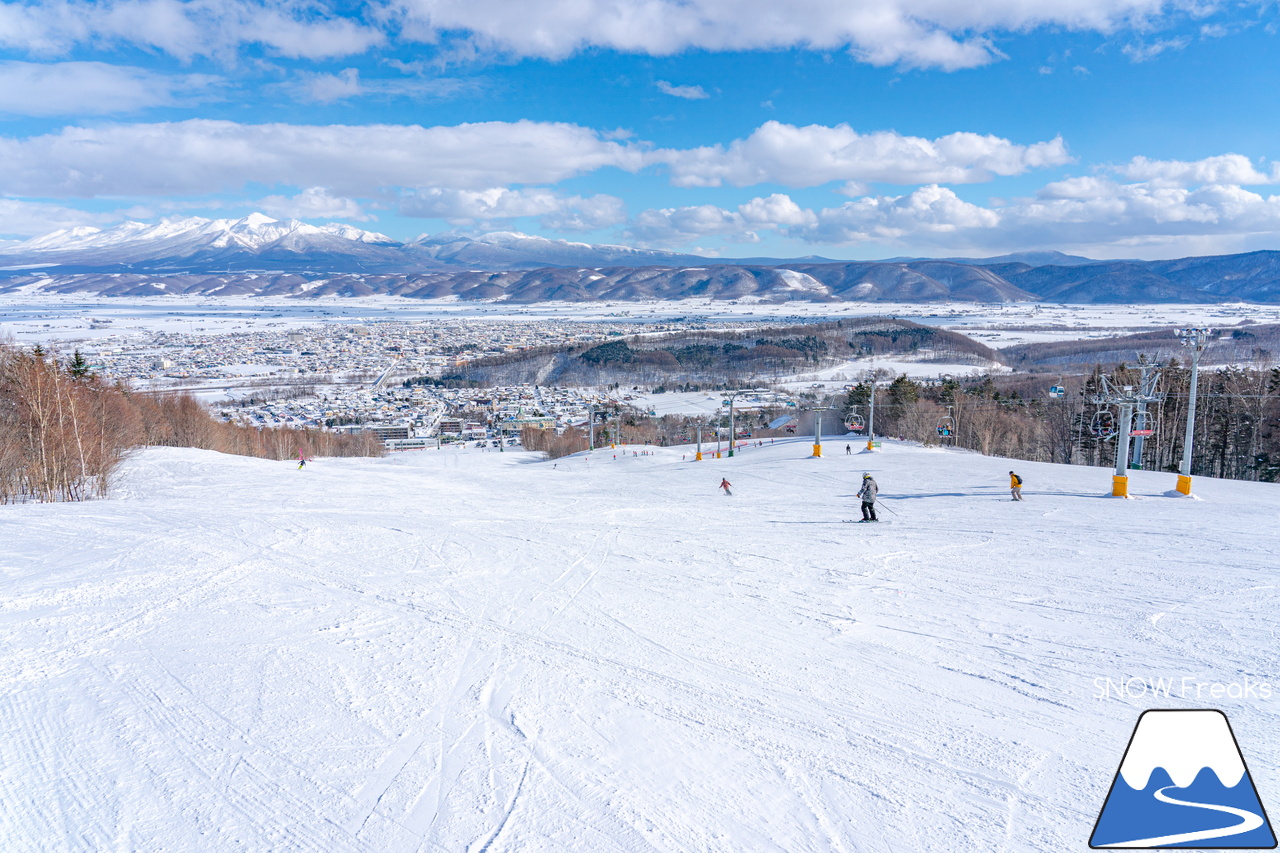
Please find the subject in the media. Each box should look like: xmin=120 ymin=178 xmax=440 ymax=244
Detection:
xmin=0 ymin=342 xmax=382 ymax=503
xmin=838 ymin=362 xmax=1280 ymax=482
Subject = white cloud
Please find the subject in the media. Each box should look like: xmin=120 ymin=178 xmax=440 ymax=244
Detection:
xmin=1011 ymin=180 xmax=1280 ymax=234
xmin=628 ymin=171 xmax=1280 ymax=257
xmin=1115 ymin=153 xmax=1276 ymax=185
xmin=629 ymin=193 xmax=814 ymax=243
xmin=0 ymin=118 xmax=1071 ymax=202
xmin=655 ymin=80 xmax=709 ymax=99
xmin=811 ymin=186 xmax=1001 ymax=243
xmin=256 ymin=187 xmax=370 ymax=220
xmin=629 ymin=187 xmax=1001 ymax=247
xmin=389 ymin=0 xmax=1220 ymax=70
xmin=0 ymin=119 xmax=647 ymax=197
xmin=302 ymin=68 xmax=362 ymax=104
xmin=539 ymin=195 xmax=629 ymax=231
xmin=0 ymin=0 xmax=382 ymax=60
xmin=630 ymin=204 xmax=758 ymax=244
xmin=1122 ymin=35 xmax=1191 ymax=61
xmin=864 ymin=177 xmax=1280 ymax=255
xmin=399 ymin=187 xmax=626 ymax=230
xmin=0 ymin=61 xmax=217 ymax=116
xmin=0 ymin=0 xmax=1246 ymax=73
xmin=655 ymin=121 xmax=1071 ymax=187
xmin=738 ymin=193 xmax=818 ymax=228
xmin=0 ymin=198 xmax=117 ymax=238
xmin=249 ymin=6 xmax=384 ymax=59
xmin=292 ymin=68 xmax=482 ymax=104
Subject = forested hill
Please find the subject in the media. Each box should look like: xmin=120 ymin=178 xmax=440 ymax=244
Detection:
xmin=425 ymin=318 xmax=1000 ymax=387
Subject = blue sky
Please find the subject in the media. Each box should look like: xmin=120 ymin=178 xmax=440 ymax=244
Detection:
xmin=2 ymin=0 xmax=1279 ymax=259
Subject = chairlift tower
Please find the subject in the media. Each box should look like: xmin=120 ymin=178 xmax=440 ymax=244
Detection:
xmin=1091 ymin=370 xmax=1165 ymax=498
xmin=724 ymin=387 xmax=768 ymax=458
xmin=1129 ymin=356 xmax=1162 ymax=470
xmin=864 ymin=379 xmax=882 ymax=452
xmin=804 ymin=405 xmax=840 ymax=457
xmin=1175 ymin=328 xmax=1212 ymax=495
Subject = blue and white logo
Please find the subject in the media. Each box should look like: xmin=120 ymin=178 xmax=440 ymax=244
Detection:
xmin=1091 ymin=710 xmax=1276 ymax=848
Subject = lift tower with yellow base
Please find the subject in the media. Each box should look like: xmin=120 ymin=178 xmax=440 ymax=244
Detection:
xmin=1175 ymin=328 xmax=1212 ymax=496
xmin=1092 ymin=366 xmax=1164 ymax=498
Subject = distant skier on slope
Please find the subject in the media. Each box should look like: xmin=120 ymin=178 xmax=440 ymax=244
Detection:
xmin=720 ymin=478 xmax=732 ymax=496
xmin=1009 ymin=470 xmax=1024 ymax=501
xmin=297 ymin=450 xmax=307 ymax=470
xmin=858 ymin=473 xmax=878 ymax=521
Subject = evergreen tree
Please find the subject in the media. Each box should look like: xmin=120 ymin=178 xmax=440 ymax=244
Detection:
xmin=67 ymin=350 xmax=91 ymax=379
xmin=888 ymin=375 xmax=920 ymax=407
xmin=843 ymin=382 xmax=871 ymax=421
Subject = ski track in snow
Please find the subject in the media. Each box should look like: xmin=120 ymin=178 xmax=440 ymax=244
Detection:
xmin=1 ymin=438 xmax=1278 ymax=852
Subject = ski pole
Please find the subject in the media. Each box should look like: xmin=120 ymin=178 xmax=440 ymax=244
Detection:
xmin=876 ymin=500 xmax=899 ymax=516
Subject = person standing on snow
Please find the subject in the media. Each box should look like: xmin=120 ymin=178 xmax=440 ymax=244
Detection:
xmin=1009 ymin=470 xmax=1024 ymax=501
xmin=720 ymin=478 xmax=732 ymax=496
xmin=858 ymin=473 xmax=878 ymax=521
xmin=845 ymin=444 xmax=851 ymax=455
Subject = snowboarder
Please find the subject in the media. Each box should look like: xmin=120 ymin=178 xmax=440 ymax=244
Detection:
xmin=1009 ymin=470 xmax=1024 ymax=501
xmin=858 ymin=473 xmax=878 ymax=521
xmin=720 ymin=478 xmax=732 ymax=496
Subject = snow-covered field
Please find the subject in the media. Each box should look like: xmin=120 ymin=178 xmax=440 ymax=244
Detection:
xmin=3 ymin=440 xmax=1278 ymax=852
xmin=2 ymin=294 xmax=1276 ymax=344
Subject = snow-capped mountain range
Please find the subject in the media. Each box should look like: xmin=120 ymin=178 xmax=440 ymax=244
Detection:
xmin=0 ymin=214 xmax=703 ymax=274
xmin=16 ymin=213 xmax=396 ymax=254
xmin=6 ymin=213 xmax=1280 ymax=303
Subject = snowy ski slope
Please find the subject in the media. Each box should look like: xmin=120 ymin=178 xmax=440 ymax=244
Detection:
xmin=2 ymin=439 xmax=1277 ymax=852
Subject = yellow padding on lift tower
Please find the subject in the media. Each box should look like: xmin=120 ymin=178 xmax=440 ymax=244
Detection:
xmin=1112 ymin=475 xmax=1129 ymax=498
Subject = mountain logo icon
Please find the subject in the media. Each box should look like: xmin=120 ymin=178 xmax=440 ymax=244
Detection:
xmin=1091 ymin=709 xmax=1276 ymax=848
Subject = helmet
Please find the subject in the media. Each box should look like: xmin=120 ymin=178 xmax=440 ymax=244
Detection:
xmin=863 ymin=473 xmax=872 ymax=479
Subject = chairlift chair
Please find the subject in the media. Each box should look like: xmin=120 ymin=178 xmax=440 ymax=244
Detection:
xmin=936 ymin=414 xmax=956 ymax=438
xmin=847 ymin=414 xmax=866 ymax=433
xmin=1049 ymin=385 xmax=1066 ymax=399
xmin=1129 ymin=409 xmax=1155 ymax=437
xmin=1090 ymin=410 xmax=1117 ymax=439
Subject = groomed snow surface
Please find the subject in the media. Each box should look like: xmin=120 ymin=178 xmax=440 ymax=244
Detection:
xmin=3 ymin=439 xmax=1278 ymax=852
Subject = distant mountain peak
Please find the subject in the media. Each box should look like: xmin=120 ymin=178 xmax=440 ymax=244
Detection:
xmin=1 ymin=213 xmax=398 ymax=260
xmin=406 ymin=230 xmax=707 ymax=269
